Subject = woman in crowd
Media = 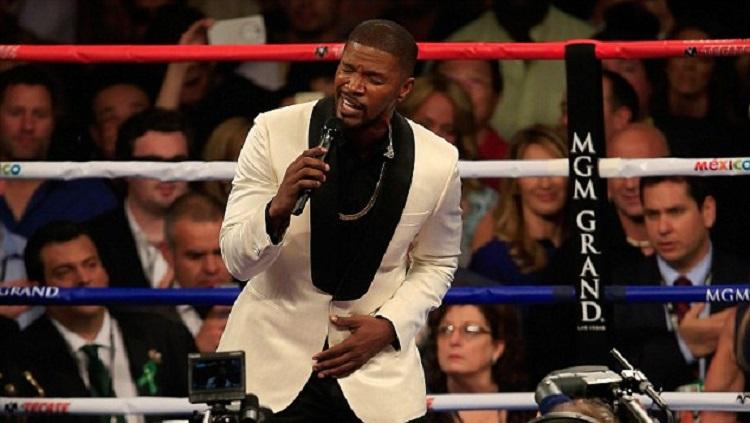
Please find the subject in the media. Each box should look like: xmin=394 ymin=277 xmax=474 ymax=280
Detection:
xmin=423 ymin=303 xmax=530 ymax=423
xmin=470 ymin=125 xmax=568 ymax=285
xmin=200 ymin=116 xmax=251 ymax=205
xmin=398 ymin=74 xmax=498 ymax=267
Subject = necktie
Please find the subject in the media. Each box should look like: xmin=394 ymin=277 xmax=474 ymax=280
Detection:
xmin=81 ymin=345 xmax=124 ymax=423
xmin=81 ymin=344 xmax=114 ymax=397
xmin=673 ymin=276 xmax=693 ymax=323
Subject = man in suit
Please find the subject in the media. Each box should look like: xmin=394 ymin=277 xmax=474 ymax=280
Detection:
xmin=160 ymin=191 xmax=233 ymax=353
xmin=88 ymin=108 xmax=190 ymax=289
xmin=219 ymin=20 xmax=462 ymax=422
xmin=12 ymin=220 xmax=195 ymax=422
xmin=611 ymin=176 xmax=744 ymax=391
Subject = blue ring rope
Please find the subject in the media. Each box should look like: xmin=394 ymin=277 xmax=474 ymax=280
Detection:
xmin=1 ymin=285 xmax=748 ymax=305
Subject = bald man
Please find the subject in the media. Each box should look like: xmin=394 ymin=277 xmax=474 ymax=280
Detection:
xmin=607 ymin=123 xmax=670 ymax=256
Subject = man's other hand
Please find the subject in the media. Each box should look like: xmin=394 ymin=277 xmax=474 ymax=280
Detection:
xmin=311 ymin=314 xmax=396 ymax=378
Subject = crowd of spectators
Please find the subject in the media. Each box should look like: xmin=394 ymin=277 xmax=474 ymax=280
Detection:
xmin=1 ymin=0 xmax=750 ymax=421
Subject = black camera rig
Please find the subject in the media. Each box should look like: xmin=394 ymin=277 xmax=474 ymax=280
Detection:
xmin=533 ymin=349 xmax=674 ymax=423
xmin=187 ymin=351 xmax=272 ymax=423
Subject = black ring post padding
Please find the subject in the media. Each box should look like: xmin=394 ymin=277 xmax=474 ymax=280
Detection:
xmin=565 ymin=43 xmax=609 ymax=365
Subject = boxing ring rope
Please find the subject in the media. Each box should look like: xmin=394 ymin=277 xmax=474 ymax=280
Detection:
xmin=2 ymin=39 xmax=750 ymax=62
xmin=2 ymin=39 xmax=750 ymax=416
xmin=1 ymin=285 xmax=750 ymax=306
xmin=0 ymin=157 xmax=747 ymax=180
xmin=3 ymin=392 xmax=750 ymax=415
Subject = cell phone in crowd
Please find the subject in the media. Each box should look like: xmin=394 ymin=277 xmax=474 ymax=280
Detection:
xmin=207 ymin=15 xmax=266 ymax=45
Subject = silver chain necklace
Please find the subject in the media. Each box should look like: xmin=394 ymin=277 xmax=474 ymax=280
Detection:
xmin=337 ymin=125 xmax=394 ymax=222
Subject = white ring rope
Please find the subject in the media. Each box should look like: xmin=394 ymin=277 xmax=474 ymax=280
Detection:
xmin=0 ymin=161 xmax=236 ymax=181
xmin=2 ymin=393 xmax=750 ymax=415
xmin=0 ymin=157 xmax=746 ymax=181
xmin=428 ymin=392 xmax=750 ymax=412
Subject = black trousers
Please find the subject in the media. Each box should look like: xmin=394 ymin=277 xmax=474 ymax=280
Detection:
xmin=268 ymin=372 xmax=426 ymax=422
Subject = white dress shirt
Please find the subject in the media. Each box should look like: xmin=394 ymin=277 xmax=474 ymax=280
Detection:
xmin=51 ymin=311 xmax=144 ymax=423
xmin=125 ymin=201 xmax=169 ymax=288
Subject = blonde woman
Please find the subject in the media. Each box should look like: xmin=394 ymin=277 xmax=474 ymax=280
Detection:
xmin=470 ymin=125 xmax=568 ymax=284
xmin=399 ymin=74 xmax=498 ymax=267
xmin=200 ymin=116 xmax=251 ymax=205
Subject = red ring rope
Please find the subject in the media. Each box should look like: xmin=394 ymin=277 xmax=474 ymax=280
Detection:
xmin=1 ymin=39 xmax=749 ymax=63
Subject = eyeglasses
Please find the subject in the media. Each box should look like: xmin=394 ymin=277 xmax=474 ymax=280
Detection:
xmin=437 ymin=323 xmax=491 ymax=338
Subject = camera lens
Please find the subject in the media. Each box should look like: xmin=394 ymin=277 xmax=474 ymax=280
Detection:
xmin=239 ymin=394 xmax=260 ymax=423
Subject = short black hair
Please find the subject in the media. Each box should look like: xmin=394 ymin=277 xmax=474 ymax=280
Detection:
xmin=0 ymin=64 xmax=58 ymax=108
xmin=640 ymin=176 xmax=710 ymax=207
xmin=87 ymin=66 xmax=151 ymax=120
xmin=346 ymin=19 xmax=418 ymax=77
xmin=115 ymin=107 xmax=193 ymax=160
xmin=164 ymin=191 xmax=225 ymax=249
xmin=602 ymin=69 xmax=640 ymax=121
xmin=24 ymin=221 xmax=95 ymax=284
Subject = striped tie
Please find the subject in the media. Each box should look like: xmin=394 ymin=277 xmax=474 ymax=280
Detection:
xmin=673 ymin=276 xmax=693 ymax=323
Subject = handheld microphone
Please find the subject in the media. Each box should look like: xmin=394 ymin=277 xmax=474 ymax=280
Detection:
xmin=291 ymin=117 xmax=342 ymax=216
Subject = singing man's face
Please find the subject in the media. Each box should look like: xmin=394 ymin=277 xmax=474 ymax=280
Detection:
xmin=334 ymin=42 xmax=413 ymax=130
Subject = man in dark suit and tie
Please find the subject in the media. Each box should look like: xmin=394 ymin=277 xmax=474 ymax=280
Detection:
xmin=611 ymin=176 xmax=747 ymax=391
xmin=87 ymin=108 xmax=191 ymax=289
xmin=9 ymin=221 xmax=195 ymax=422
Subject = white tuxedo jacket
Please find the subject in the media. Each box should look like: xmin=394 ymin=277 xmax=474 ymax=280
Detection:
xmin=219 ymin=100 xmax=462 ymax=423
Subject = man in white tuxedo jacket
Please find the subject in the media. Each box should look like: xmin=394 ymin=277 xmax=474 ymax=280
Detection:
xmin=219 ymin=19 xmax=462 ymax=423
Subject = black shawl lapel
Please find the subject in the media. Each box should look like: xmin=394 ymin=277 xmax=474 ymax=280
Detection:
xmin=309 ymin=97 xmax=415 ymax=300
xmin=309 ymin=97 xmax=342 ymax=294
